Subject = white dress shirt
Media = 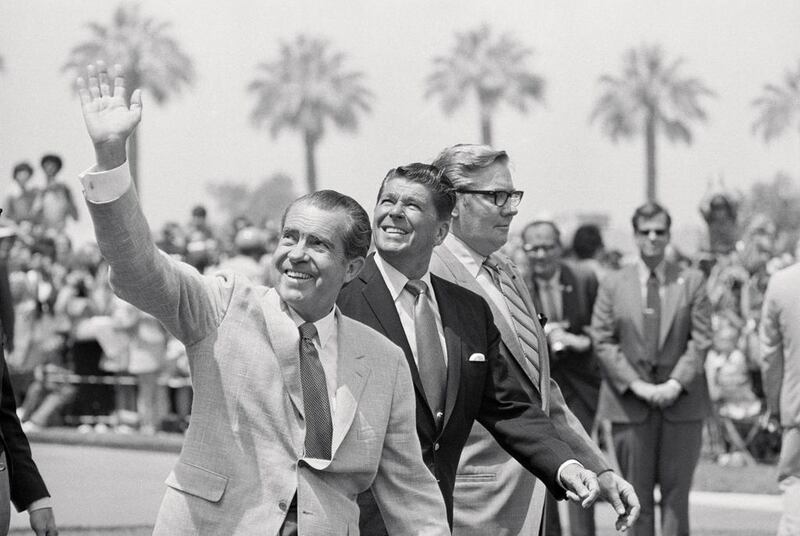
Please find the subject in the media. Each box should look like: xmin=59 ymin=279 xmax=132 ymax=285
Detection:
xmin=373 ymin=253 xmax=448 ymax=367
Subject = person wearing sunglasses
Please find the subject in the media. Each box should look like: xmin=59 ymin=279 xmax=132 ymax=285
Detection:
xmin=591 ymin=202 xmax=712 ymax=536
xmin=429 ymin=144 xmax=639 ymax=536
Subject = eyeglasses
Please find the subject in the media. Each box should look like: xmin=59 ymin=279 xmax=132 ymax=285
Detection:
xmin=636 ymin=228 xmax=668 ymax=237
xmin=457 ymin=190 xmax=524 ymax=208
xmin=522 ymin=243 xmax=558 ymax=254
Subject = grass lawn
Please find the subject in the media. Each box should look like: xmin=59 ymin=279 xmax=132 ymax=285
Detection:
xmin=692 ymin=457 xmax=780 ymax=495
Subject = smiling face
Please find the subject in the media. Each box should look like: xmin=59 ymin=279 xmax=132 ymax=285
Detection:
xmin=450 ymin=160 xmax=518 ymax=256
xmin=272 ymin=201 xmax=364 ymax=321
xmin=373 ymin=177 xmax=449 ymax=279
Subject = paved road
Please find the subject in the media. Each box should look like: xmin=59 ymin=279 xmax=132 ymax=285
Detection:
xmin=8 ymin=442 xmax=784 ymax=535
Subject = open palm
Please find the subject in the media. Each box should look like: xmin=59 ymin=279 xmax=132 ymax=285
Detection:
xmin=78 ymin=62 xmax=142 ymax=147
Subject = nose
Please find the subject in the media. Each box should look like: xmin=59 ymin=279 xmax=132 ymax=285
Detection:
xmin=387 ymin=201 xmax=405 ymax=218
xmin=286 ymin=241 xmax=307 ymax=261
xmin=501 ymin=203 xmax=518 ymax=218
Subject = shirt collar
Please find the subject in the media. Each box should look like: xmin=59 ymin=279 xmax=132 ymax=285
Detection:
xmin=284 ymin=302 xmax=337 ymax=348
xmin=443 ymin=233 xmax=486 ymax=278
xmin=637 ymin=257 xmax=666 ymax=285
xmin=374 ymin=252 xmax=435 ymax=302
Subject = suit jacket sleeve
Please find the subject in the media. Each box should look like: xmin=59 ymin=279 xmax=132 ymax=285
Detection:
xmin=475 ymin=301 xmax=574 ymax=500
xmin=668 ymin=271 xmax=712 ymax=390
xmin=371 ymin=347 xmax=450 ymax=535
xmin=591 ymin=275 xmax=641 ymax=392
xmin=0 ymin=261 xmax=13 ymax=350
xmin=86 ymin=185 xmax=232 ymax=345
xmin=0 ymin=356 xmax=49 ymax=511
xmin=759 ymin=274 xmax=784 ymax=416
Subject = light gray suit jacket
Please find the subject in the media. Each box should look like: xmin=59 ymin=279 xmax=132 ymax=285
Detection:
xmin=591 ymin=262 xmax=711 ymax=424
xmin=431 ymin=244 xmax=608 ymax=536
xmin=87 ymin=186 xmax=449 ymax=536
xmin=760 ymin=263 xmax=800 ymax=429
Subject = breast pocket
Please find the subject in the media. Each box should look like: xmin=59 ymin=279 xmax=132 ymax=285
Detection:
xmin=165 ymin=461 xmax=229 ymax=503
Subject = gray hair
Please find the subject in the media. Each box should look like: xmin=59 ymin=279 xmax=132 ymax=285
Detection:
xmin=431 ymin=144 xmax=509 ymax=188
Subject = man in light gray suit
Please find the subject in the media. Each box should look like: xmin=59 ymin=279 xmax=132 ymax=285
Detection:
xmin=430 ymin=144 xmax=639 ymax=535
xmin=75 ymin=62 xmax=449 ymax=536
xmin=760 ymin=262 xmax=800 ymax=536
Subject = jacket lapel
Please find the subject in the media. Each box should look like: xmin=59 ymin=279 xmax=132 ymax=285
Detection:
xmin=622 ymin=265 xmax=645 ymax=338
xmin=331 ymin=314 xmax=371 ymax=458
xmin=431 ymin=276 xmax=462 ymax=431
xmin=358 ymin=256 xmax=426 ymax=400
xmin=261 ymin=288 xmax=304 ymax=418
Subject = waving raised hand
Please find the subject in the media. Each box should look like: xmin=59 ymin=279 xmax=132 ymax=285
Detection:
xmin=76 ymin=61 xmax=141 ymax=170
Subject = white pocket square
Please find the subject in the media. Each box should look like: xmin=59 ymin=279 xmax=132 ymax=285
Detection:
xmin=469 ymin=353 xmax=486 ymax=362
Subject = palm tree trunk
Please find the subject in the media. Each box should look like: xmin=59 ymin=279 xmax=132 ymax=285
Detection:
xmin=304 ymin=131 xmax=318 ymax=193
xmin=129 ymin=129 xmax=140 ymax=192
xmin=645 ymin=112 xmax=657 ymax=203
xmin=480 ymin=111 xmax=493 ymax=146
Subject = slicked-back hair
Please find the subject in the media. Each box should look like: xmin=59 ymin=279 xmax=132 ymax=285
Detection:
xmin=378 ymin=163 xmax=456 ymax=222
xmin=431 ymin=144 xmax=509 ymax=188
xmin=572 ymin=224 xmax=604 ymax=259
xmin=522 ymin=220 xmax=562 ymax=248
xmin=281 ymin=190 xmax=372 ymax=260
xmin=631 ymin=202 xmax=672 ymax=232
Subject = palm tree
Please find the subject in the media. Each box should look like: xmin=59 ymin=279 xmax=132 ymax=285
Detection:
xmin=248 ymin=35 xmax=372 ymax=193
xmin=591 ymin=44 xmax=714 ymax=202
xmin=63 ymin=3 xmax=194 ymax=191
xmin=425 ymin=24 xmax=544 ymax=146
xmin=752 ymin=60 xmax=800 ymax=172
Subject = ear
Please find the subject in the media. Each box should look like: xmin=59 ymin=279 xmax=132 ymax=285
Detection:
xmin=434 ymin=220 xmax=450 ymax=246
xmin=343 ymin=256 xmax=366 ymax=284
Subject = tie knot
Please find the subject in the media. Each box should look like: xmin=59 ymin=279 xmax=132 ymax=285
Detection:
xmin=649 ymin=270 xmax=659 ymax=282
xmin=405 ymin=279 xmax=429 ymax=298
xmin=299 ymin=322 xmax=317 ymax=341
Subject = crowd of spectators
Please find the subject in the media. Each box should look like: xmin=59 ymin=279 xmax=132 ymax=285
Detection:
xmin=1 ymin=157 xmax=281 ymax=435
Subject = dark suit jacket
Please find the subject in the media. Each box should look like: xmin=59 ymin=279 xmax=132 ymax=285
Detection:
xmin=529 ymin=261 xmax=601 ymax=428
xmin=590 ymin=261 xmax=712 ymax=424
xmin=337 ymin=255 xmax=576 ymax=523
xmin=0 ymin=260 xmax=50 ymax=512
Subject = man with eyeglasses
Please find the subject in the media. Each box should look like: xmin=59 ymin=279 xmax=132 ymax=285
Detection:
xmin=590 ymin=202 xmax=711 ymax=536
xmin=523 ymin=220 xmax=603 ymax=536
xmin=430 ymin=144 xmax=639 ymax=536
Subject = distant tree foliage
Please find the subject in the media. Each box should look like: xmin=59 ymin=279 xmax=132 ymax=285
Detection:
xmin=426 ymin=24 xmax=544 ymax=146
xmin=740 ymin=172 xmax=800 ymax=254
xmin=207 ymin=173 xmax=298 ymax=229
xmin=249 ymin=35 xmax=372 ymax=194
xmin=591 ymin=44 xmax=714 ymax=203
xmin=752 ymin=60 xmax=800 ymax=177
xmin=63 ymin=3 xmax=195 ymax=190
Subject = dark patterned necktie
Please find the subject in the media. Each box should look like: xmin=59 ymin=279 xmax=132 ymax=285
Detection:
xmin=298 ymin=322 xmax=332 ymax=459
xmin=405 ymin=279 xmax=447 ymax=425
xmin=644 ymin=271 xmax=661 ymax=363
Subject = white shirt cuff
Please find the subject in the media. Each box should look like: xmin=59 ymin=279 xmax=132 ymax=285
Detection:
xmin=557 ymin=459 xmax=584 ymax=489
xmin=27 ymin=497 xmax=52 ymax=512
xmin=79 ymin=161 xmax=132 ymax=203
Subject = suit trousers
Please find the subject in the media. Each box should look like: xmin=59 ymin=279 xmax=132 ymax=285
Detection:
xmin=357 ymin=489 xmax=389 ymax=536
xmin=0 ymin=451 xmax=10 ymax=536
xmin=612 ymin=413 xmax=702 ymax=536
xmin=279 ymin=495 xmax=299 ymax=536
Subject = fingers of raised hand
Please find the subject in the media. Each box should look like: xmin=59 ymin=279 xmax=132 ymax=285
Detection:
xmin=113 ymin=63 xmax=127 ymax=101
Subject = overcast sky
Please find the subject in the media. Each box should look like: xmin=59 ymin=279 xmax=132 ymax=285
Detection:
xmin=1 ymin=1 xmax=798 ymax=251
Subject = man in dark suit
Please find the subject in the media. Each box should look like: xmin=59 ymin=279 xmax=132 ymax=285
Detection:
xmin=337 ymin=164 xmax=601 ymax=533
xmin=0 ymin=225 xmax=58 ymax=536
xmin=590 ymin=202 xmax=711 ymax=536
xmin=523 ymin=220 xmax=602 ymax=536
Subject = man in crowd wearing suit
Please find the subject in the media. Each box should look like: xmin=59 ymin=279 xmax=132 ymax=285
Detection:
xmin=523 ymin=220 xmax=602 ymax=536
xmin=337 ymin=163 xmax=601 ymax=534
xmin=0 ymin=215 xmax=58 ymax=536
xmin=591 ymin=202 xmax=711 ymax=536
xmin=76 ymin=63 xmax=449 ymax=536
xmin=760 ymin=261 xmax=800 ymax=536
xmin=429 ymin=144 xmax=638 ymax=535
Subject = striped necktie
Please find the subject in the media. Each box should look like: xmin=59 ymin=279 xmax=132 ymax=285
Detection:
xmin=298 ymin=322 xmax=333 ymax=459
xmin=483 ymin=258 xmax=551 ymax=414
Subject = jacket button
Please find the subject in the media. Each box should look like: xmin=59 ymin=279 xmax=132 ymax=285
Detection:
xmin=434 ymin=443 xmax=440 ymax=451
xmin=0 ymin=462 xmax=5 ymax=472
xmin=278 ymin=500 xmax=288 ymax=511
